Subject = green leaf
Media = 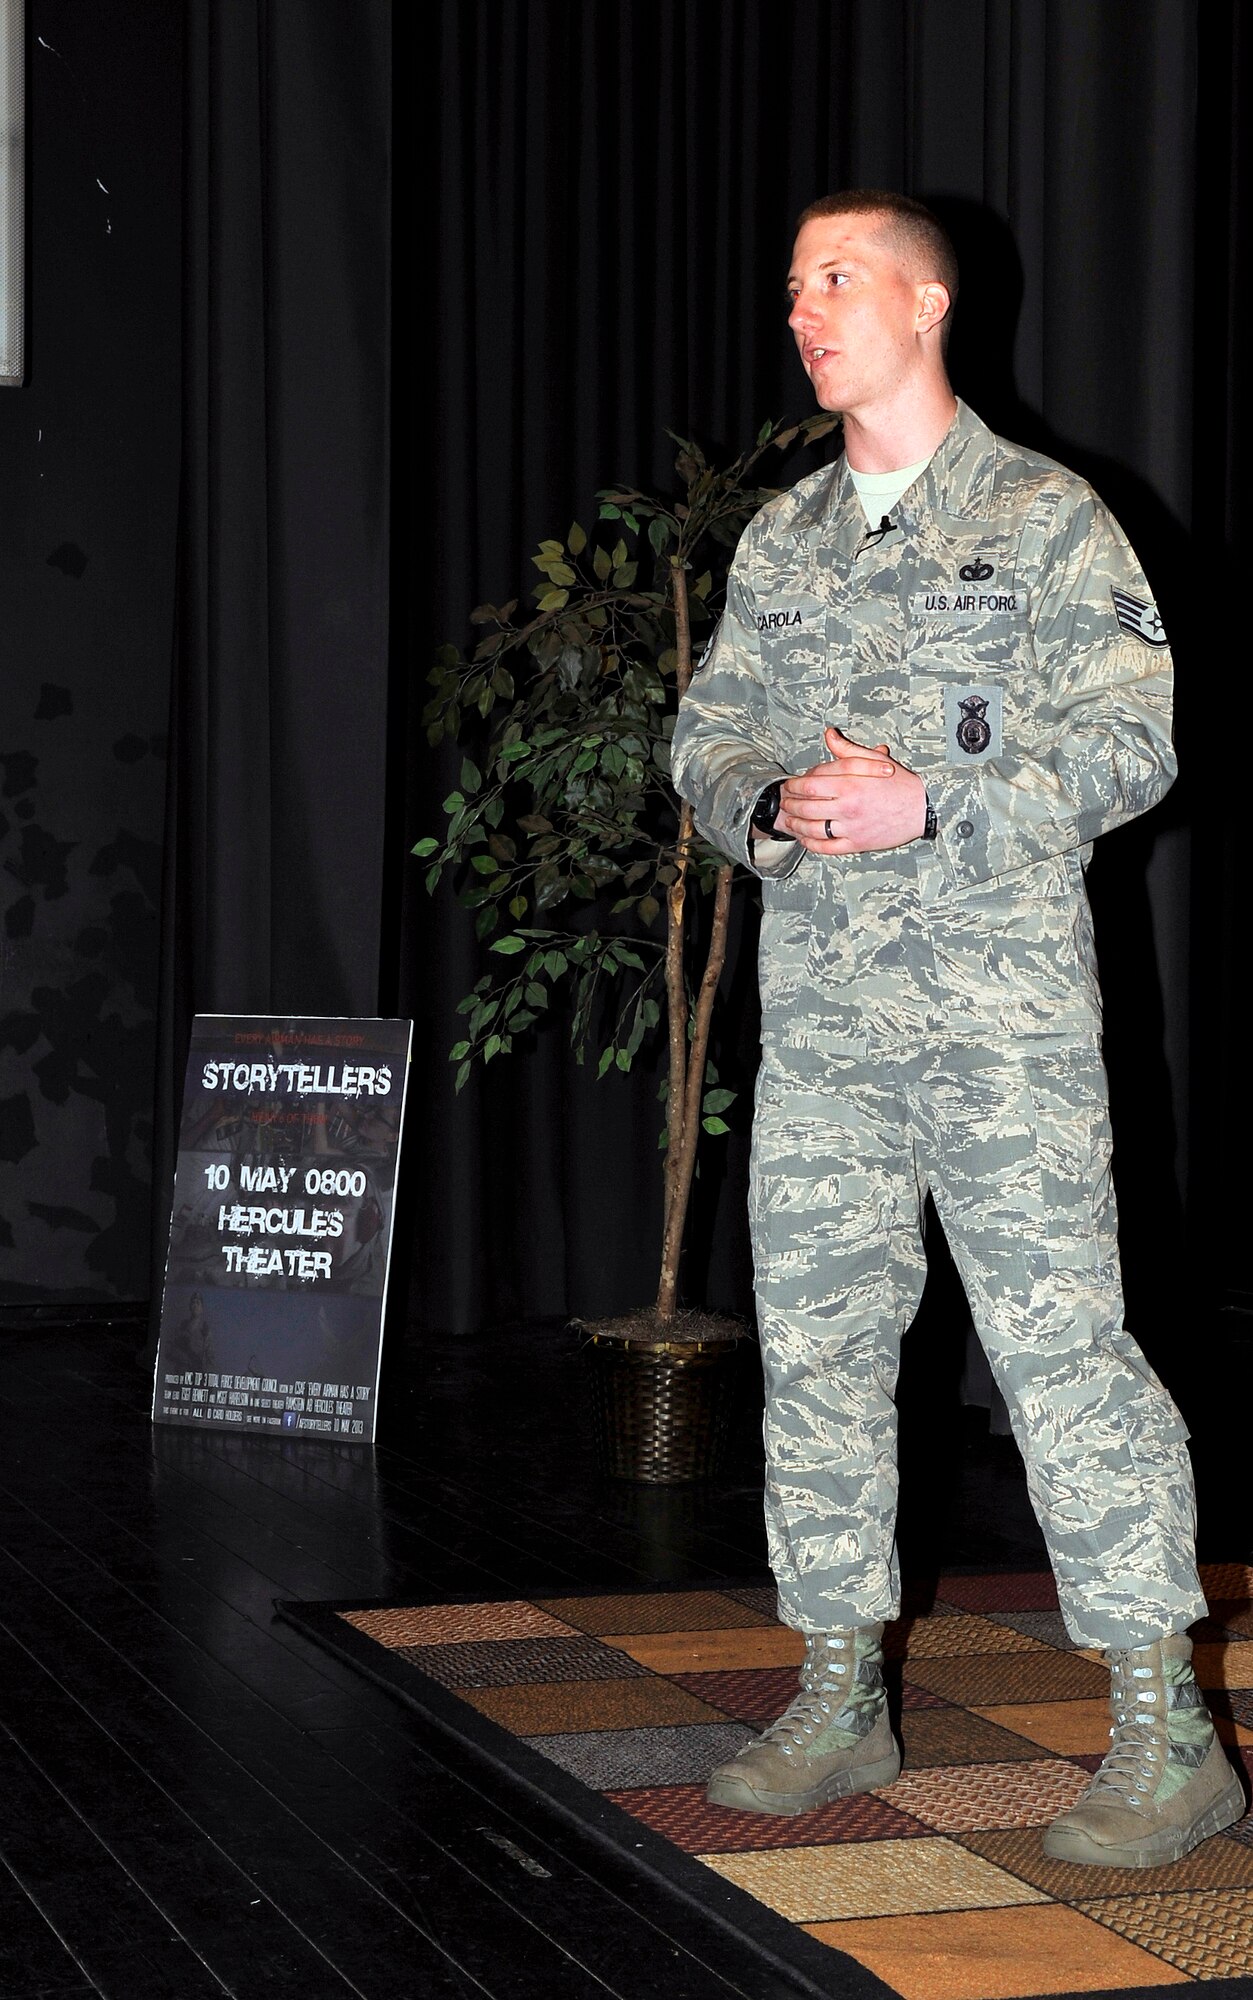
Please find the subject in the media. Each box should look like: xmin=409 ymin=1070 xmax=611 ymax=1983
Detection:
xmin=537 ymin=588 xmax=570 ymax=612
xmin=599 ymin=503 xmax=620 ymax=520
xmin=543 ymin=950 xmax=568 ymax=979
xmin=592 ymin=545 xmax=612 ymax=582
xmin=638 ymin=894 xmax=660 ymax=925
xmin=484 ymin=1035 xmax=502 ymax=1062
xmin=597 ymin=1048 xmax=614 ymax=1079
xmin=449 ymin=1041 xmax=470 ymax=1060
xmin=474 ymin=905 xmax=498 ymax=939
xmin=615 ymin=1049 xmax=632 ymax=1072
xmin=442 ymin=791 xmax=464 ymax=812
xmin=525 ymin=983 xmax=548 ymax=1007
xmin=648 ymin=516 xmax=670 ymax=555
xmin=509 ymin=894 xmax=527 ymax=919
xmin=411 ymin=836 xmax=439 ymax=858
xmin=491 ymin=935 xmax=527 ymax=955
xmin=548 ymin=562 xmax=577 ymax=587
xmin=702 ymin=1115 xmax=730 ymax=1136
xmin=470 ymin=855 xmax=497 ymax=874
xmin=703 ymin=1088 xmax=735 ymax=1115
xmin=611 ymin=561 xmax=638 ymax=588
xmin=568 ymin=521 xmax=587 ymax=554
xmin=454 ymin=1059 xmax=472 ymax=1093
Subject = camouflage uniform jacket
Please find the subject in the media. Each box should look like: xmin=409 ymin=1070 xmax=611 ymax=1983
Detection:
xmin=671 ymin=400 xmax=1175 ymax=1049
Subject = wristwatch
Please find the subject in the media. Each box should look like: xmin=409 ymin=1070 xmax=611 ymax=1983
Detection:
xmin=750 ymin=781 xmax=795 ymax=841
xmin=920 ymin=791 xmax=938 ymax=841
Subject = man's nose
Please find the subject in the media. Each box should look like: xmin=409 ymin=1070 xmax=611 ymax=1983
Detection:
xmin=787 ymin=294 xmax=814 ymax=334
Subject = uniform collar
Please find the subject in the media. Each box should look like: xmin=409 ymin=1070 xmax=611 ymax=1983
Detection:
xmin=781 ymin=398 xmax=1000 ymax=545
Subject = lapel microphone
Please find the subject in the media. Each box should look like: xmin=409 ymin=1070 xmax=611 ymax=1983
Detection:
xmin=857 ymin=515 xmax=896 ymax=555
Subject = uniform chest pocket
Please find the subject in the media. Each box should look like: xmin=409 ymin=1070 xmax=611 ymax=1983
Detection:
xmin=910 ymin=525 xmax=1030 ymax=676
xmin=756 ymin=594 xmax=841 ymax=756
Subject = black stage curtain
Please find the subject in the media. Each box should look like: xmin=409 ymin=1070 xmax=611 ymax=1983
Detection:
xmin=138 ymin=2 xmax=1248 ymax=1348
xmin=148 ymin=1 xmax=392 ymax=1328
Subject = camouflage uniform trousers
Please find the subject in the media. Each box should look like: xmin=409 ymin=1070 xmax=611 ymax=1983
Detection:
xmin=752 ymin=1031 xmax=1205 ymax=1651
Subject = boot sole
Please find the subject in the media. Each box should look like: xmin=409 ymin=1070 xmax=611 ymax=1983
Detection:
xmin=705 ymin=1746 xmax=902 ymax=1816
xmin=1041 ymin=1769 xmax=1247 ymax=1868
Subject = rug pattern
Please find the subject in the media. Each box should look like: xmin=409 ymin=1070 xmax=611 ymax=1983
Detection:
xmin=338 ymin=1564 xmax=1253 ymax=1999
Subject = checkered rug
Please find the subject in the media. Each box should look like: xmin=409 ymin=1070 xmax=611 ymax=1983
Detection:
xmin=280 ymin=1565 xmax=1253 ymax=1999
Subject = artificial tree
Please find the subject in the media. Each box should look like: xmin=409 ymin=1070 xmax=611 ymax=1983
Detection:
xmin=416 ymin=414 xmax=838 ymax=1333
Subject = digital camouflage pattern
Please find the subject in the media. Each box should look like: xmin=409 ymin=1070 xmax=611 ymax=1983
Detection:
xmin=750 ymin=1035 xmax=1202 ymax=1648
xmin=672 ymin=400 xmax=1204 ymax=1650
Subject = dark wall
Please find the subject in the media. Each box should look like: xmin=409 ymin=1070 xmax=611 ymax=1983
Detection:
xmin=0 ymin=2 xmax=180 ymax=1303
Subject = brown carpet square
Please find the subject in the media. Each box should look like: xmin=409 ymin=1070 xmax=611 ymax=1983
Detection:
xmin=701 ymin=1836 xmax=1048 ymax=1922
xmin=396 ymin=1636 xmax=649 ymax=1689
xmin=899 ymin=1707 xmax=1049 ymax=1768
xmin=534 ymin=1590 xmax=774 ymax=1635
xmin=962 ymin=1824 xmax=1253 ymax=1899
xmin=341 ymin=1601 xmax=579 ymax=1646
xmin=985 ymin=1610 xmax=1076 ymax=1651
xmin=670 ymin=1665 xmax=801 ymax=1726
xmin=1072 ymin=1885 xmax=1253 ymax=1980
xmin=900 ymin=1682 xmax=952 ymax=1711
xmin=936 ymin=1573 xmax=1059 ymax=1614
xmin=905 ymin=1649 xmax=1107 ymax=1706
xmin=601 ymin=1626 xmax=805 ymax=1675
xmin=894 ymin=1615 xmax=1051 ymax=1661
xmin=805 ymin=1905 xmax=1189 ymax=1998
xmin=885 ymin=1760 xmax=1089 ymax=1833
xmin=607 ymin=1782 xmax=930 ymax=1854
xmin=461 ymin=1674 xmax=732 ymax=1735
xmin=1199 ymin=1561 xmax=1253 ymax=1603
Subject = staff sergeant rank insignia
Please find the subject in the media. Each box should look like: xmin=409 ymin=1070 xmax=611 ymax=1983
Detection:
xmin=1110 ymin=587 xmax=1167 ymax=647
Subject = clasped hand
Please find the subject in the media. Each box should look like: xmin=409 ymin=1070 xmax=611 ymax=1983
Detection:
xmin=776 ymin=726 xmax=927 ymax=854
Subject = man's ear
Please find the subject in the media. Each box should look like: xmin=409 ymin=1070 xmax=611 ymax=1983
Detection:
xmin=917 ymin=281 xmax=951 ymax=336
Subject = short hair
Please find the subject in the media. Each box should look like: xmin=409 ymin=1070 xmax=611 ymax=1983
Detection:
xmin=796 ymin=189 xmax=959 ymax=342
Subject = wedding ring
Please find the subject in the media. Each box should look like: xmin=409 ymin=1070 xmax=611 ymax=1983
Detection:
xmin=824 ymin=818 xmax=834 ymax=841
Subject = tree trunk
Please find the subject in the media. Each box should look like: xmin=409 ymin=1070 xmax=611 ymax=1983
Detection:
xmin=656 ymin=555 xmax=731 ymax=1326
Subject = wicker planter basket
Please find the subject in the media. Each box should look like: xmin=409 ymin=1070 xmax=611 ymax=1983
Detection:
xmin=579 ymin=1311 xmax=747 ymax=1484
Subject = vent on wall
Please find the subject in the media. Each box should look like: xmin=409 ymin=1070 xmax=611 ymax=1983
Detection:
xmin=0 ymin=0 xmax=23 ymax=387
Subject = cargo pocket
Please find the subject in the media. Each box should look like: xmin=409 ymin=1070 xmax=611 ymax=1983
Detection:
xmin=1022 ymin=1041 xmax=1114 ymax=1272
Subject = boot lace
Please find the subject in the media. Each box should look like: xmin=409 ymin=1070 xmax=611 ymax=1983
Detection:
xmin=1082 ymin=1653 xmax=1166 ymax=1810
xmin=760 ymin=1637 xmax=855 ymax=1758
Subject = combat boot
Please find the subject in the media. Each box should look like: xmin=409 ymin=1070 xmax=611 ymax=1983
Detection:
xmin=706 ymin=1624 xmax=900 ymax=1815
xmin=1043 ymin=1632 xmax=1245 ymax=1866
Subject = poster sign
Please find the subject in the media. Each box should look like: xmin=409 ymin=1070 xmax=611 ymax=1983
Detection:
xmin=153 ymin=1014 xmax=412 ymax=1443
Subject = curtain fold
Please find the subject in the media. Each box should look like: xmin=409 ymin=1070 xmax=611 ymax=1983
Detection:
xmin=149 ymin=1 xmax=392 ymax=1340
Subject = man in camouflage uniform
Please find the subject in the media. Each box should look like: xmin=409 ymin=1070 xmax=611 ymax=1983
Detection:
xmin=671 ymin=190 xmax=1243 ymax=1864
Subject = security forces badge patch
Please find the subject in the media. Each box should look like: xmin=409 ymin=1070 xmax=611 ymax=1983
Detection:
xmin=943 ymin=683 xmax=1003 ymax=763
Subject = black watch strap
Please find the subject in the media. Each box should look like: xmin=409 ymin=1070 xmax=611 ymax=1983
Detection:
xmin=920 ymin=792 xmax=938 ymax=841
xmin=750 ymin=781 xmax=795 ymax=841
